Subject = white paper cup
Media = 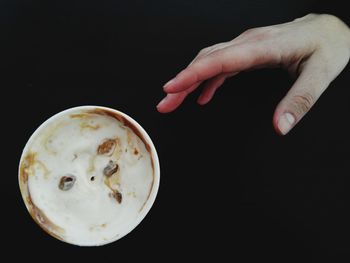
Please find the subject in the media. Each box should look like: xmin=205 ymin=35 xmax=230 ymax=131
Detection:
xmin=18 ymin=106 xmax=160 ymax=246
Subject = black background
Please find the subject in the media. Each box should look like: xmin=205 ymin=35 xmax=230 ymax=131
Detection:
xmin=2 ymin=0 xmax=350 ymax=261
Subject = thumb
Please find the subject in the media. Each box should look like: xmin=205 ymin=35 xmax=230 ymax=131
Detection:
xmin=273 ymin=55 xmax=332 ymax=135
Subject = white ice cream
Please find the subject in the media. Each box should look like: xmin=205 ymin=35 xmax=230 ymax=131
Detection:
xmin=19 ymin=106 xmax=159 ymax=246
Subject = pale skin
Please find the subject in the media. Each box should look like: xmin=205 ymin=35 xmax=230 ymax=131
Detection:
xmin=157 ymin=14 xmax=350 ymax=135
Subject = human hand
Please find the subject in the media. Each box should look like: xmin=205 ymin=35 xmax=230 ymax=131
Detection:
xmin=157 ymin=14 xmax=350 ymax=135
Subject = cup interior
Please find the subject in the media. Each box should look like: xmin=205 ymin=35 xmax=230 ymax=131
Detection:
xmin=18 ymin=106 xmax=160 ymax=246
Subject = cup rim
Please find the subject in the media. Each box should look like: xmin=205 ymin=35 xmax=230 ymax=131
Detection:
xmin=18 ymin=105 xmax=160 ymax=246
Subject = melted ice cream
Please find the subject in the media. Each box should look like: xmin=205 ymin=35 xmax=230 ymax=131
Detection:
xmin=19 ymin=107 xmax=157 ymax=246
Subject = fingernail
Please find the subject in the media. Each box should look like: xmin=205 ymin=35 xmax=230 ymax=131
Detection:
xmin=278 ymin=112 xmax=295 ymax=135
xmin=163 ymin=78 xmax=175 ymax=90
xmin=156 ymin=96 xmax=169 ymax=108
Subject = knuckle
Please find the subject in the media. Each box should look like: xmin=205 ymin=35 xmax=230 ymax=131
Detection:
xmin=241 ymin=27 xmax=259 ymax=36
xmin=236 ymin=28 xmax=258 ymax=42
xmin=291 ymin=92 xmax=315 ymax=116
xmin=199 ymin=47 xmax=211 ymax=55
xmin=241 ymin=26 xmax=277 ymax=39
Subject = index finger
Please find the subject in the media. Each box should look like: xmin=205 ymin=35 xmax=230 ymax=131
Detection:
xmin=163 ymin=45 xmax=278 ymax=93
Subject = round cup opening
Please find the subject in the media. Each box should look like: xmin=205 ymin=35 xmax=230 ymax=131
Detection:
xmin=18 ymin=106 xmax=160 ymax=246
